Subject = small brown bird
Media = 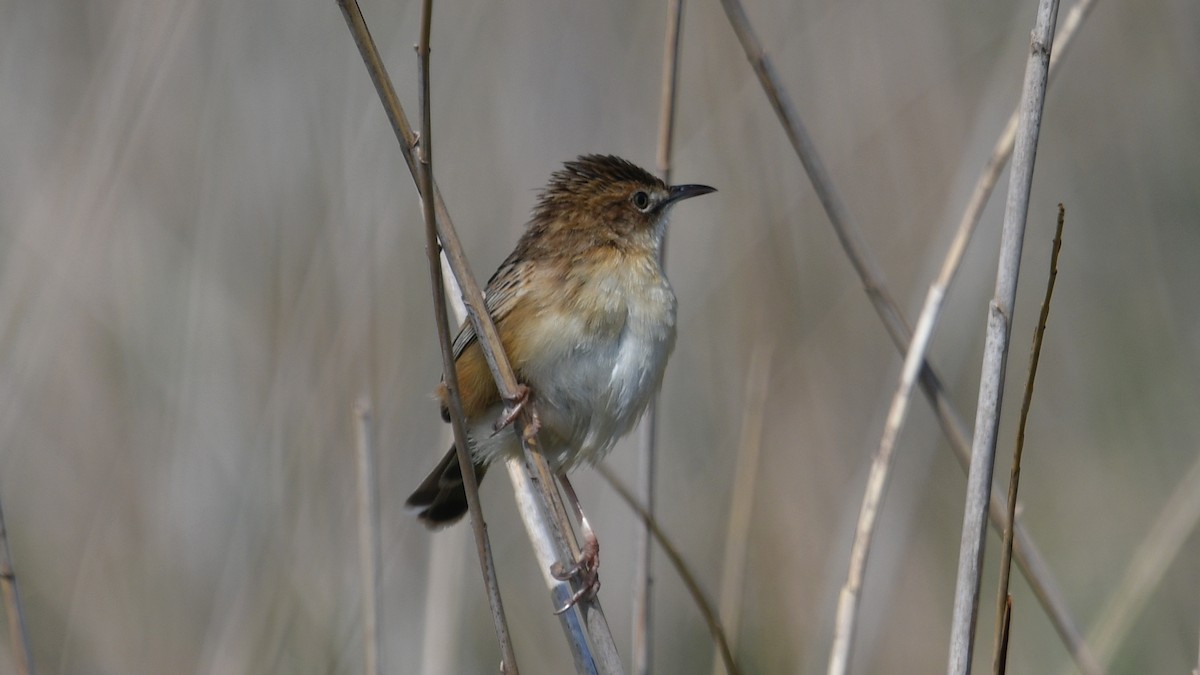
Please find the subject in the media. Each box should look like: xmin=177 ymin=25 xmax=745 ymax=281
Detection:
xmin=406 ymin=155 xmax=713 ymax=594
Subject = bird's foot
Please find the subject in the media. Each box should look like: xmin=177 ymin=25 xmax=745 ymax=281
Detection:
xmin=492 ymin=384 xmax=535 ymax=436
xmin=551 ymin=528 xmax=600 ymax=614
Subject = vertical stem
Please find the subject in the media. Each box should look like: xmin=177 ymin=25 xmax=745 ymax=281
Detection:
xmin=598 ymin=465 xmax=740 ymax=675
xmin=718 ymin=0 xmax=1099 ymax=670
xmin=414 ymin=2 xmax=519 ymax=670
xmin=419 ymin=264 xmax=469 ymax=675
xmin=990 ymin=206 xmax=1063 ymax=674
xmin=996 ymin=597 xmax=1013 ymax=675
xmin=825 ymin=0 xmax=1092 ymax=659
xmin=632 ymin=410 xmax=658 ymax=675
xmin=0 ymin=495 xmax=33 ymax=675
xmin=504 ymin=458 xmax=602 ymax=675
xmin=947 ymin=1 xmax=1060 ymax=672
xmin=828 ymin=284 xmax=944 ymax=675
xmin=655 ymin=0 xmax=684 ymax=185
xmin=354 ymin=401 xmax=382 ymax=675
xmin=335 ymin=0 xmax=622 ymax=668
xmin=635 ymin=2 xmax=684 ymax=673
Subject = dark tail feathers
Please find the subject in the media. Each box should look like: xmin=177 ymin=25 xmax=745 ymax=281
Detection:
xmin=406 ymin=446 xmax=487 ymax=528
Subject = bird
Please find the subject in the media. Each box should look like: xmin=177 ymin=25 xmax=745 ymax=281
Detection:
xmin=406 ymin=154 xmax=714 ymax=603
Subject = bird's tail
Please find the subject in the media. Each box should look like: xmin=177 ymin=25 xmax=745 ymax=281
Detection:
xmin=406 ymin=446 xmax=487 ymax=528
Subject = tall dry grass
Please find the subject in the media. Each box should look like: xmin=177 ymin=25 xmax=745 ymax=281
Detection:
xmin=0 ymin=0 xmax=1198 ymax=672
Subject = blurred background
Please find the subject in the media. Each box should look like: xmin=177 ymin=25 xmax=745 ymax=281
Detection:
xmin=1 ymin=0 xmax=1198 ymax=672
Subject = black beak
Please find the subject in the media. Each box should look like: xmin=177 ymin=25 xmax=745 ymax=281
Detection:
xmin=663 ymin=183 xmax=717 ymax=208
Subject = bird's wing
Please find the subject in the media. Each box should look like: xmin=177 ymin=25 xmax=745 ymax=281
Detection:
xmin=438 ymin=255 xmax=532 ymax=422
xmin=450 ymin=253 xmax=529 ymax=361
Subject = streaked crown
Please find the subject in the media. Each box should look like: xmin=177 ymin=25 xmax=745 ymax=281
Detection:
xmin=530 ymin=155 xmax=714 ymax=239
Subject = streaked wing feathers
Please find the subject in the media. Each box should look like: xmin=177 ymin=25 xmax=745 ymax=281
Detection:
xmin=450 ymin=254 xmax=530 ymax=361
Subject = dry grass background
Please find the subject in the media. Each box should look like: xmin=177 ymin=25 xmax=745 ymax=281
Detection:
xmin=1 ymin=0 xmax=1198 ymax=673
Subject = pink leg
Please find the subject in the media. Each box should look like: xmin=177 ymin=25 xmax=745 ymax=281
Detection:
xmin=552 ymin=473 xmax=600 ymax=613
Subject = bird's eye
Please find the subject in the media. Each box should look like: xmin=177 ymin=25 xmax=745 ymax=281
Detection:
xmin=632 ymin=191 xmax=651 ymax=211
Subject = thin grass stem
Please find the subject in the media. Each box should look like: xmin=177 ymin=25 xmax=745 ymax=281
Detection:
xmin=716 ymin=1 xmax=1098 ymax=670
xmin=634 ymin=2 xmax=686 ymax=672
xmin=336 ymin=0 xmax=621 ymax=669
xmin=990 ymin=205 xmax=1065 ymax=674
xmin=596 ymin=465 xmax=740 ymax=675
xmin=948 ymin=2 xmax=1061 ymax=671
xmin=0 ymin=495 xmax=33 ymax=675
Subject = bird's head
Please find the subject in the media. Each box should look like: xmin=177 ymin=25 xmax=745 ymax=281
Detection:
xmin=531 ymin=155 xmax=715 ymax=247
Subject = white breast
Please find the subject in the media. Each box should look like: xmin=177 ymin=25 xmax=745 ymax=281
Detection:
xmin=605 ymin=285 xmax=676 ymax=426
xmin=518 ymin=272 xmax=677 ymax=471
xmin=468 ymin=223 xmax=679 ymax=471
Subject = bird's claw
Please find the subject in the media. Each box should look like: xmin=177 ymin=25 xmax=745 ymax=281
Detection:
xmin=491 ymin=384 xmax=535 ymax=436
xmin=551 ymin=532 xmax=600 ymax=614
